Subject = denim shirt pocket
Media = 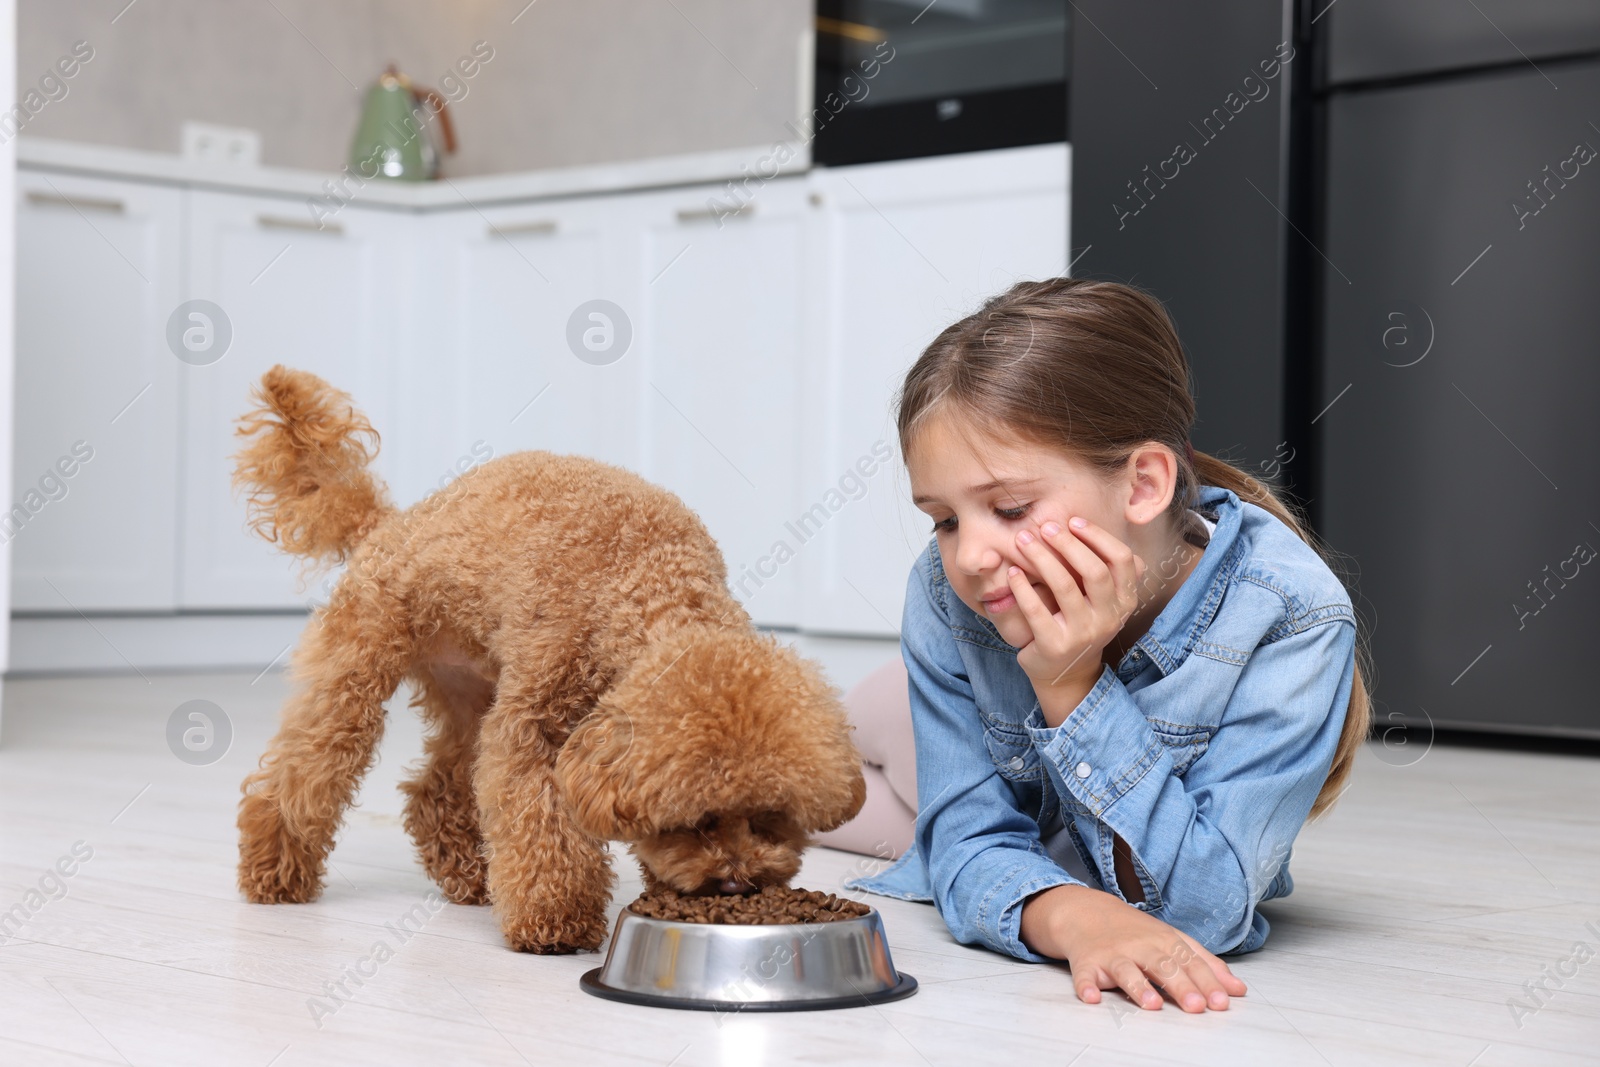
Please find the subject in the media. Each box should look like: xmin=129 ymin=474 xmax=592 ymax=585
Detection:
xmin=1145 ymin=716 xmax=1217 ymax=778
xmin=977 ymin=706 xmax=1047 ymax=821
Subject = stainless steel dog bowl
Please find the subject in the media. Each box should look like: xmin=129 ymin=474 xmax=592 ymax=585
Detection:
xmin=579 ymin=904 xmax=918 ymax=1011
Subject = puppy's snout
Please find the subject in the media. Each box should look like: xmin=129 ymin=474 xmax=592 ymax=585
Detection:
xmin=718 ymin=878 xmax=754 ymax=894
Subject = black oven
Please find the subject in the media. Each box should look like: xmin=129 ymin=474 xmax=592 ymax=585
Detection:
xmin=810 ymin=0 xmax=1069 ymax=165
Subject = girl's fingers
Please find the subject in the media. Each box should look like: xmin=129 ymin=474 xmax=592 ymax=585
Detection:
xmin=1081 ymin=949 xmax=1237 ymax=1012
xmin=1180 ymin=954 xmax=1231 ymax=1010
xmin=1146 ymin=961 xmax=1208 ymax=1013
xmin=1177 ymin=933 xmax=1248 ymax=995
xmin=1074 ymin=966 xmax=1109 ymax=1004
xmin=1035 ymin=521 xmax=1110 ymax=599
xmin=1016 ymin=530 xmax=1085 ymax=614
xmin=1006 ymin=565 xmax=1056 ymax=639
xmin=1212 ymin=959 xmax=1248 ymax=995
xmin=1054 ymin=517 xmax=1139 ymax=599
xmin=1107 ymin=958 xmax=1163 ymax=1010
xmin=1036 ymin=524 xmax=1123 ymax=626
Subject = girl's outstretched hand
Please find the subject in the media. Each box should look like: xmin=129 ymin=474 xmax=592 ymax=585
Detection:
xmin=1029 ymin=885 xmax=1248 ymax=1012
xmin=1008 ymin=516 xmax=1145 ymax=694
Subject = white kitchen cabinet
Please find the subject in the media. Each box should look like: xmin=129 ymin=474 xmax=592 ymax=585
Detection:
xmin=414 ymin=178 xmax=817 ymax=630
xmin=11 ymin=172 xmax=183 ymax=611
xmin=631 ymin=177 xmax=813 ymax=629
xmin=798 ymin=143 xmax=1071 ymax=636
xmin=11 ymin=143 xmax=1068 ymax=653
xmin=178 ymin=191 xmax=412 ymax=609
xmin=405 ymin=192 xmax=638 ymax=509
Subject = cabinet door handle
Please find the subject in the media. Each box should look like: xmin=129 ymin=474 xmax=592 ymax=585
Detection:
xmin=257 ymin=214 xmax=344 ymax=234
xmin=26 ymin=190 xmax=125 ymax=214
xmin=490 ymin=219 xmax=558 ymax=237
xmin=676 ymin=202 xmax=754 ymax=224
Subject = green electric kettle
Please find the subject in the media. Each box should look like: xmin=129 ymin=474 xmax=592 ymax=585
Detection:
xmin=349 ymin=64 xmax=457 ymax=181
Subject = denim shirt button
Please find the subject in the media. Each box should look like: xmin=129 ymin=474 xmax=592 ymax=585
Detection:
xmin=1074 ymin=761 xmax=1092 ymax=779
xmin=1007 ymin=755 xmax=1026 ymax=771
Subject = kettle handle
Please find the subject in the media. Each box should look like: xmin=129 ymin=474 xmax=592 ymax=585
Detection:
xmin=415 ymin=86 xmax=457 ymax=155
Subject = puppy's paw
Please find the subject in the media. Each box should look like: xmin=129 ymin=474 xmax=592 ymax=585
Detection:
xmin=437 ymin=869 xmax=490 ymax=906
xmin=414 ymin=836 xmax=491 ymax=905
xmin=240 ymin=867 xmax=322 ymax=905
xmin=237 ymin=792 xmax=325 ymax=904
xmin=499 ymin=907 xmax=609 ymax=954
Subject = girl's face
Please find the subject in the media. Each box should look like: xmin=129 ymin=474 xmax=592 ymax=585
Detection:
xmin=906 ymin=409 xmax=1125 ymax=650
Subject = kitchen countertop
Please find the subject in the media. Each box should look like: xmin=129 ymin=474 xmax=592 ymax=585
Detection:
xmin=16 ymin=135 xmax=811 ymax=211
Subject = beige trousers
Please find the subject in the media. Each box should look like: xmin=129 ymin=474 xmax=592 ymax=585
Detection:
xmin=812 ymin=658 xmax=917 ymax=861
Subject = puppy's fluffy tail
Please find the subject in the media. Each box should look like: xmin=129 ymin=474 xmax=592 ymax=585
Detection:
xmin=231 ymin=364 xmax=395 ymax=566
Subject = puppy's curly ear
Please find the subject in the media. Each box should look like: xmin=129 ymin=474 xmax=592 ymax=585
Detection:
xmin=821 ymin=760 xmax=869 ymax=832
xmin=790 ymin=728 xmax=868 ymax=834
xmin=554 ymin=711 xmax=650 ymax=841
xmin=557 ymin=627 xmax=872 ymax=842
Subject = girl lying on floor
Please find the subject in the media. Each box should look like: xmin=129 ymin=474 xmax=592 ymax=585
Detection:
xmin=818 ymin=277 xmax=1371 ymax=1015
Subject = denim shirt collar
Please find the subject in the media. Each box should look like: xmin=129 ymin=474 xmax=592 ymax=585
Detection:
xmin=951 ymin=483 xmax=1244 ymax=681
xmin=1126 ymin=483 xmax=1243 ymax=678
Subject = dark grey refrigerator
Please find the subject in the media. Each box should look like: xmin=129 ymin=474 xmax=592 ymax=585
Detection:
xmin=1071 ymin=1 xmax=1600 ymax=738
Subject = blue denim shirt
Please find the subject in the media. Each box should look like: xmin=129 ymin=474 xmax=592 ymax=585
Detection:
xmin=843 ymin=483 xmax=1358 ymax=963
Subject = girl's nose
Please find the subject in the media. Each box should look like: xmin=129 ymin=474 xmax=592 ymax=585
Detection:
xmin=955 ymin=535 xmax=1002 ymax=577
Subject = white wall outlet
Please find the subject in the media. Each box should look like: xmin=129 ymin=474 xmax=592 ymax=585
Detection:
xmin=180 ymin=122 xmax=262 ymax=166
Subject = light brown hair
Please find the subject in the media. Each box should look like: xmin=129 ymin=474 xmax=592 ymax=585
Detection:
xmin=894 ymin=277 xmax=1371 ymax=821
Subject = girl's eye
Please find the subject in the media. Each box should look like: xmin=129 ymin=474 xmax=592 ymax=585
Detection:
xmin=930 ymin=503 xmax=1032 ymax=533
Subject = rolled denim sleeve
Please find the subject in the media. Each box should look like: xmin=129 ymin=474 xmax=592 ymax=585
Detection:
xmin=902 ymin=552 xmax=1089 ymax=964
xmin=1023 ymin=610 xmax=1358 ymax=955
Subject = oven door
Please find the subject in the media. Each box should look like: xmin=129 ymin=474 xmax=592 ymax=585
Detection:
xmin=812 ymin=0 xmax=1069 ymax=165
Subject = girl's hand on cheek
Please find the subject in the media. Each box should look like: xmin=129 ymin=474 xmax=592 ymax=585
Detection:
xmin=1007 ymin=517 xmax=1145 ymax=693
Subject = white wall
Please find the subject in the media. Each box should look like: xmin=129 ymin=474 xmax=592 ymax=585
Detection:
xmin=0 ymin=0 xmax=16 ymax=710
xmin=16 ymin=0 xmax=811 ymax=177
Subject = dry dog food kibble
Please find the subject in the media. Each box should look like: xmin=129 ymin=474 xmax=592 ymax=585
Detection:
xmin=628 ymin=885 xmax=872 ymax=924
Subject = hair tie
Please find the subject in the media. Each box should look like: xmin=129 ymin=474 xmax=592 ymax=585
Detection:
xmin=1184 ymin=440 xmax=1197 ymax=466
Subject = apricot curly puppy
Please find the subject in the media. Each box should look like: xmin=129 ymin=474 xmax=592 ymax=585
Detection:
xmin=232 ymin=365 xmax=867 ymax=954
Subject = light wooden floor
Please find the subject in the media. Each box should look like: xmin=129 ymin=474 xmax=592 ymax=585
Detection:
xmin=0 ymin=669 xmax=1596 ymax=1067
